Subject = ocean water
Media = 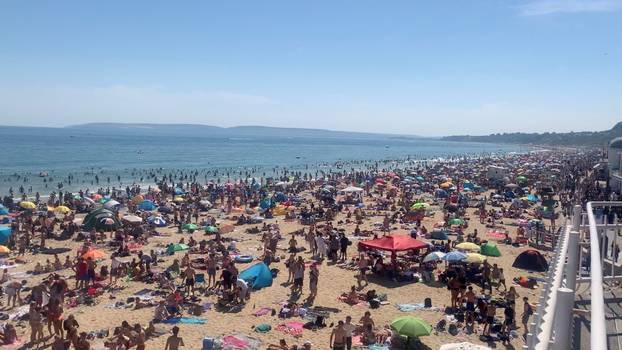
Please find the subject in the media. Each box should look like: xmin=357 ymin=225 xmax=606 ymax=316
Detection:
xmin=0 ymin=126 xmax=525 ymax=195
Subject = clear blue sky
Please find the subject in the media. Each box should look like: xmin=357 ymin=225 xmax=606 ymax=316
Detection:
xmin=0 ymin=0 xmax=621 ymax=136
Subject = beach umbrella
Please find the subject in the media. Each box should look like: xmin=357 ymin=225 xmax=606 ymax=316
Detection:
xmin=138 ymin=200 xmax=156 ymax=211
xmin=456 ymin=242 xmax=480 ymax=252
xmin=131 ymin=195 xmax=145 ymax=204
xmin=0 ymin=245 xmax=10 ymax=254
xmin=0 ymin=226 xmax=12 ymax=244
xmin=440 ymin=342 xmax=492 ymax=350
xmin=448 ymin=218 xmax=464 ymax=226
xmin=430 ymin=230 xmax=449 ymax=240
xmin=440 ymin=182 xmax=452 ymax=189
xmin=199 ymin=200 xmax=212 ymax=208
xmin=19 ymin=201 xmax=36 ymax=210
xmin=147 ymin=216 xmax=167 ymax=227
xmin=173 ymin=196 xmax=185 ymax=203
xmin=423 ymin=251 xmax=446 ymax=263
xmin=54 ymin=206 xmax=71 ymax=214
xmin=390 ymin=316 xmax=432 ymax=338
xmin=167 ymin=243 xmax=189 ymax=254
xmin=0 ymin=204 xmax=9 ymax=215
xmin=91 ymin=194 xmax=102 ymax=201
xmin=411 ymin=202 xmax=429 ymax=210
xmin=465 ymin=253 xmax=487 ymax=264
xmin=82 ymin=197 xmax=95 ymax=205
xmin=183 ymin=223 xmax=198 ymax=231
xmin=205 ymin=225 xmax=219 ymax=234
xmin=82 ymin=249 xmax=106 ymax=260
xmin=443 ymin=251 xmax=467 ymax=262
xmin=505 ymin=183 xmax=518 ymax=189
xmin=122 ymin=215 xmax=143 ymax=224
xmin=415 ymin=176 xmax=424 ymax=181
xmin=480 ymin=242 xmax=501 ymax=257
xmin=103 ymin=200 xmax=121 ymax=209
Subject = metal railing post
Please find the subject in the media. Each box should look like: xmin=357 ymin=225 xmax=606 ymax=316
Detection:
xmin=566 ymin=230 xmax=579 ymax=291
xmin=551 ymin=287 xmax=575 ymax=350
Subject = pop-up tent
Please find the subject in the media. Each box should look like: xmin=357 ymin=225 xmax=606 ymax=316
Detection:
xmin=83 ymin=208 xmax=121 ymax=231
xmin=480 ymin=242 xmax=501 ymax=257
xmin=512 ymin=249 xmax=548 ymax=272
xmin=0 ymin=226 xmax=12 ymax=244
xmin=239 ymin=262 xmax=273 ymax=289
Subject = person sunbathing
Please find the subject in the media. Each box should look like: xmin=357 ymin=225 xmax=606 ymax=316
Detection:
xmin=267 ymin=339 xmax=289 ymax=350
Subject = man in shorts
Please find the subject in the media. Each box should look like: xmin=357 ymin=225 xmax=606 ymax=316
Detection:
xmin=183 ymin=265 xmax=195 ymax=296
xmin=330 ymin=321 xmax=347 ymax=350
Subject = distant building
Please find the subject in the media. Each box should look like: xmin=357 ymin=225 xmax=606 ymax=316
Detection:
xmin=608 ymin=137 xmax=622 ymax=193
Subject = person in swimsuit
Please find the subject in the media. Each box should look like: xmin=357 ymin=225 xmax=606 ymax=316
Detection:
xmin=134 ymin=324 xmax=146 ymax=350
xmin=206 ymin=254 xmax=217 ymax=287
xmin=482 ymin=301 xmax=496 ymax=336
xmin=464 ymin=286 xmax=476 ymax=328
xmin=183 ymin=266 xmax=195 ymax=296
xmin=330 ymin=321 xmax=347 ymax=350
xmin=164 ymin=326 xmax=184 ymax=350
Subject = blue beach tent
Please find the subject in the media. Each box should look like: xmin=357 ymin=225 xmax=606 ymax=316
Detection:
xmin=239 ymin=262 xmax=273 ymax=289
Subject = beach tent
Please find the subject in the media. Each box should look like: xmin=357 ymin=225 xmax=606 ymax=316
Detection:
xmin=167 ymin=243 xmax=189 ymax=254
xmin=239 ymin=262 xmax=273 ymax=289
xmin=103 ymin=200 xmax=121 ymax=209
xmin=138 ymin=200 xmax=156 ymax=211
xmin=512 ymin=249 xmax=548 ymax=272
xmin=82 ymin=208 xmax=121 ymax=231
xmin=0 ymin=204 xmax=9 ymax=215
xmin=480 ymin=242 xmax=501 ymax=257
xmin=0 ymin=226 xmax=12 ymax=244
xmin=359 ymin=235 xmax=428 ymax=253
xmin=341 ymin=186 xmax=364 ymax=193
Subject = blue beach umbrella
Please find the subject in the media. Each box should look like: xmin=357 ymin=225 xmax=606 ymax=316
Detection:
xmin=138 ymin=200 xmax=157 ymax=211
xmin=0 ymin=226 xmax=12 ymax=245
xmin=443 ymin=251 xmax=467 ymax=263
xmin=0 ymin=204 xmax=8 ymax=215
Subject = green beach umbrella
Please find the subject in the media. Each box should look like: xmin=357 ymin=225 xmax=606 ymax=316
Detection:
xmin=167 ymin=243 xmax=189 ymax=254
xmin=390 ymin=316 xmax=432 ymax=338
xmin=205 ymin=225 xmax=219 ymax=234
xmin=182 ymin=223 xmax=198 ymax=231
xmin=448 ymin=218 xmax=464 ymax=226
xmin=480 ymin=242 xmax=501 ymax=257
xmin=411 ymin=202 xmax=429 ymax=210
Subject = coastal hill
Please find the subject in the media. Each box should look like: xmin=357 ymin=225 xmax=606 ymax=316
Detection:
xmin=66 ymin=122 xmax=419 ymax=139
xmin=441 ymin=122 xmax=622 ymax=146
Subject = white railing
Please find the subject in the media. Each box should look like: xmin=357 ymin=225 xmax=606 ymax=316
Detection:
xmin=527 ymin=202 xmax=619 ymax=350
xmin=585 ymin=201 xmax=618 ymax=350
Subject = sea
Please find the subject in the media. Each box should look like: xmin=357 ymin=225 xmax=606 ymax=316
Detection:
xmin=0 ymin=126 xmax=527 ymax=196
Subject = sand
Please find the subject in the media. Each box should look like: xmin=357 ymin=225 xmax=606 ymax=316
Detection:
xmin=1 ymin=190 xmax=556 ymax=350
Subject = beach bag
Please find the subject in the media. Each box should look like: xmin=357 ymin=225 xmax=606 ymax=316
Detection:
xmin=424 ymin=298 xmax=432 ymax=308
xmin=202 ymin=337 xmax=215 ymax=350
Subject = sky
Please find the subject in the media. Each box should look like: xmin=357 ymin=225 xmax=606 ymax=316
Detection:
xmin=0 ymin=0 xmax=621 ymax=136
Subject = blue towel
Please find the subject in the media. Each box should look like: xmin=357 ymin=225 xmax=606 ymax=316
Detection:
xmin=368 ymin=345 xmax=390 ymax=350
xmin=163 ymin=317 xmax=206 ymax=325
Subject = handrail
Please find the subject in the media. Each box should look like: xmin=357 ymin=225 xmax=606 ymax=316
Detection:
xmin=586 ymin=201 xmax=615 ymax=350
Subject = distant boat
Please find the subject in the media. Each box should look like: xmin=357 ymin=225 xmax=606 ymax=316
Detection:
xmin=39 ymin=171 xmax=49 ymax=177
xmin=385 ymin=145 xmax=390 ymax=148
xmin=296 ymin=156 xmax=301 ymax=159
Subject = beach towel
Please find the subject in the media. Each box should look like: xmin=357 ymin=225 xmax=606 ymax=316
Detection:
xmin=276 ymin=321 xmax=304 ymax=337
xmin=252 ymin=307 xmax=272 ymax=316
xmin=368 ymin=345 xmax=390 ymax=350
xmin=221 ymin=334 xmax=262 ymax=350
xmin=133 ymin=288 xmax=154 ymax=296
xmin=488 ymin=231 xmax=506 ymax=239
xmin=396 ymin=303 xmax=442 ymax=312
xmin=163 ymin=317 xmax=206 ymax=325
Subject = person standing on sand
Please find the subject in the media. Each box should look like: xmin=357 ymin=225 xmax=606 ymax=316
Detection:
xmin=183 ymin=265 xmax=195 ymax=296
xmin=330 ymin=320 xmax=347 ymax=350
xmin=164 ymin=326 xmax=184 ymax=350
xmin=307 ymin=263 xmax=319 ymax=300
xmin=521 ymin=297 xmax=534 ymax=338
xmin=206 ymin=253 xmax=217 ymax=287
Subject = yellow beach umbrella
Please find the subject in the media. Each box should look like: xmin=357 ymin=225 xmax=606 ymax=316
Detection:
xmin=465 ymin=253 xmax=487 ymax=264
xmin=19 ymin=201 xmax=36 ymax=210
xmin=0 ymin=245 xmax=10 ymax=254
xmin=54 ymin=205 xmax=71 ymax=214
xmin=440 ymin=182 xmax=453 ymax=189
xmin=173 ymin=196 xmax=185 ymax=202
xmin=456 ymin=242 xmax=480 ymax=252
